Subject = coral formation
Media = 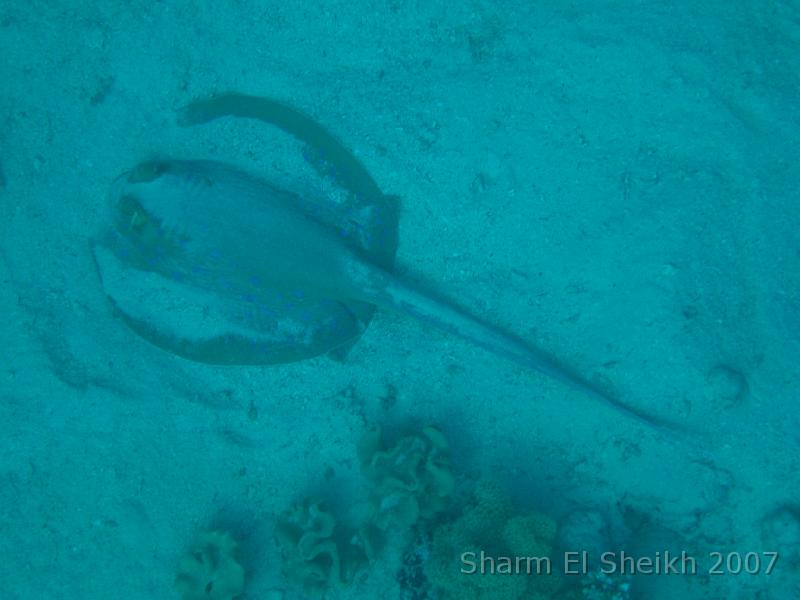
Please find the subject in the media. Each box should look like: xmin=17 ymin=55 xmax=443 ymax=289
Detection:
xmin=424 ymin=480 xmax=561 ymax=600
xmin=398 ymin=529 xmax=436 ymax=600
xmin=274 ymin=425 xmax=572 ymax=600
xmin=358 ymin=426 xmax=455 ymax=529
xmin=274 ymin=498 xmax=370 ymax=596
xmin=174 ymin=529 xmax=245 ymax=600
xmin=576 ymin=570 xmax=632 ymax=600
xmin=274 ymin=424 xmax=454 ymax=596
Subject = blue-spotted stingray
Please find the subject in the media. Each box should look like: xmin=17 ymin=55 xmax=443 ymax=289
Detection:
xmin=91 ymin=93 xmax=675 ymax=432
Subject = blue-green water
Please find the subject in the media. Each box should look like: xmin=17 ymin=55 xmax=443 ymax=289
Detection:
xmin=1 ymin=2 xmax=798 ymax=599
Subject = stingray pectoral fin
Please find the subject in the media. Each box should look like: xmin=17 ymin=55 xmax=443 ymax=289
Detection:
xmin=176 ymin=93 xmax=383 ymax=207
xmin=92 ymin=241 xmax=367 ymax=365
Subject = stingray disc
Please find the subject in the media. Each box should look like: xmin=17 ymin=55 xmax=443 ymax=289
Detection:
xmin=93 ymin=96 xmax=398 ymax=364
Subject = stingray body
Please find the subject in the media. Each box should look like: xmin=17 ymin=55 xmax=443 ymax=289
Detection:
xmin=92 ymin=94 xmax=672 ymax=431
xmin=93 ymin=158 xmax=389 ymax=364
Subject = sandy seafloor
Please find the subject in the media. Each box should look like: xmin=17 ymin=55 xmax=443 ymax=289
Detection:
xmin=0 ymin=1 xmax=799 ymax=599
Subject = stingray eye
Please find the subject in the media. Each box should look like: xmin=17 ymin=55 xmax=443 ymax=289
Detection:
xmin=117 ymin=194 xmax=151 ymax=233
xmin=129 ymin=161 xmax=168 ymax=183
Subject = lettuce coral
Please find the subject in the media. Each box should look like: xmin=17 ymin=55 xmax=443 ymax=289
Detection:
xmin=174 ymin=529 xmax=245 ymax=600
xmin=274 ymin=425 xmax=455 ymax=596
xmin=274 ymin=498 xmax=370 ymax=596
xmin=358 ymin=426 xmax=455 ymax=529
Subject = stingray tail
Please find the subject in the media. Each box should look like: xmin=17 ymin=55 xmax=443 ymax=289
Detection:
xmin=359 ymin=268 xmax=683 ymax=433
